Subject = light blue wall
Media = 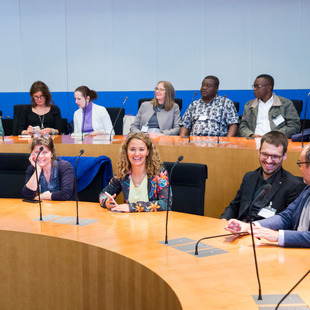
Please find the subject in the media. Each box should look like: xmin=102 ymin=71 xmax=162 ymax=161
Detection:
xmin=0 ymin=0 xmax=309 ymax=120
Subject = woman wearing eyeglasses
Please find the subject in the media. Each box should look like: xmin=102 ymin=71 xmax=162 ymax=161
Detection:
xmin=19 ymin=81 xmax=62 ymax=135
xmin=130 ymin=81 xmax=181 ymax=136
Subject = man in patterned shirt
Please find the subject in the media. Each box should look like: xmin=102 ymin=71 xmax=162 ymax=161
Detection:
xmin=179 ymin=76 xmax=239 ymax=136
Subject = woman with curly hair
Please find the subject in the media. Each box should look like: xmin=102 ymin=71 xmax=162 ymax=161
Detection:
xmin=99 ymin=132 xmax=171 ymax=212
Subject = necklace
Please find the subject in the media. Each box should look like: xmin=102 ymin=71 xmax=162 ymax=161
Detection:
xmin=38 ymin=115 xmax=45 ymax=129
xmin=131 ymin=172 xmax=146 ymax=187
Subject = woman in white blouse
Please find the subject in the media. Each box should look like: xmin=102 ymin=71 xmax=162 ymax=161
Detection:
xmin=73 ymin=85 xmax=114 ymax=135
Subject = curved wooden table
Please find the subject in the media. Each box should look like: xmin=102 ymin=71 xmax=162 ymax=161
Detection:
xmin=0 ymin=199 xmax=309 ymax=309
xmin=0 ymin=135 xmax=306 ymax=218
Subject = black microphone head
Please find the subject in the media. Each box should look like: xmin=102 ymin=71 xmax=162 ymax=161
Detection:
xmin=263 ymin=183 xmax=272 ymax=193
xmin=178 ymin=155 xmax=184 ymax=162
xmin=39 ymin=146 xmax=44 ymax=151
xmin=80 ymin=149 xmax=84 ymax=155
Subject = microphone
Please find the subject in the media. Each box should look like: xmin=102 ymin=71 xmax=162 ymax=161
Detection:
xmin=35 ymin=146 xmax=44 ymax=221
xmin=275 ymin=269 xmax=310 ymax=309
xmin=110 ymin=96 xmax=128 ymax=141
xmin=248 ymin=183 xmax=272 ymax=301
xmin=74 ymin=149 xmax=84 ymax=225
xmin=301 ymin=92 xmax=310 ymax=148
xmin=165 ymin=155 xmax=184 ymax=244
xmin=188 ymin=92 xmax=197 ymax=143
xmin=81 ymin=93 xmax=88 ymax=142
xmin=217 ymin=95 xmax=227 ymax=144
xmin=194 ymin=232 xmax=248 ymax=255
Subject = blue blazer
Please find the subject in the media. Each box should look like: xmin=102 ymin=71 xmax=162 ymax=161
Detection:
xmin=258 ymin=186 xmax=310 ymax=248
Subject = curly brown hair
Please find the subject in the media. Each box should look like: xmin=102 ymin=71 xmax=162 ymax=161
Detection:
xmin=115 ymin=132 xmax=162 ymax=179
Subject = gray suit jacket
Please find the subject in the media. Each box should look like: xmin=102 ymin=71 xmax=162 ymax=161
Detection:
xmin=130 ymin=101 xmax=181 ymax=135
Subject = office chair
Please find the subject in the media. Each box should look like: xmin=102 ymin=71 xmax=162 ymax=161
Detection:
xmin=164 ymin=162 xmax=208 ymax=215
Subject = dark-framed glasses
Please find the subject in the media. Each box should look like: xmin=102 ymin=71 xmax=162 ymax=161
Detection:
xmin=296 ymin=161 xmax=310 ymax=168
xmin=33 ymin=95 xmax=45 ymax=100
xmin=252 ymin=84 xmax=270 ymax=90
xmin=259 ymin=151 xmax=283 ymax=161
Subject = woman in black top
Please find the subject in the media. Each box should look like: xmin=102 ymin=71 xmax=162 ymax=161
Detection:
xmin=19 ymin=81 xmax=62 ymax=135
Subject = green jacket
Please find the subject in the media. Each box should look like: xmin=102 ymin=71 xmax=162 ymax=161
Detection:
xmin=239 ymin=94 xmax=300 ymax=138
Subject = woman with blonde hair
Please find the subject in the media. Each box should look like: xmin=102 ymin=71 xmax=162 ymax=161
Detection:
xmin=99 ymin=132 xmax=171 ymax=212
xmin=130 ymin=81 xmax=181 ymax=136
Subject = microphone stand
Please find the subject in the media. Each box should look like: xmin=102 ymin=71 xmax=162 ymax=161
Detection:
xmin=301 ymin=92 xmax=310 ymax=148
xmin=81 ymin=95 xmax=88 ymax=142
xmin=109 ymin=97 xmax=128 ymax=142
xmin=74 ymin=149 xmax=84 ymax=225
xmin=275 ymin=269 xmax=310 ymax=309
xmin=165 ymin=155 xmax=184 ymax=244
xmin=217 ymin=96 xmax=226 ymax=144
xmin=247 ymin=184 xmax=272 ymax=300
xmin=35 ymin=146 xmax=44 ymax=221
xmin=194 ymin=232 xmax=248 ymax=255
xmin=188 ymin=92 xmax=197 ymax=143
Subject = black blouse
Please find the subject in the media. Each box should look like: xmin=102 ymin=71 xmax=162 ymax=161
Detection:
xmin=18 ymin=105 xmax=62 ymax=134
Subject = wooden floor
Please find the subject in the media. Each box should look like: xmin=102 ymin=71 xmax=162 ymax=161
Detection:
xmin=0 ymin=199 xmax=309 ymax=309
xmin=0 ymin=135 xmax=305 ymax=218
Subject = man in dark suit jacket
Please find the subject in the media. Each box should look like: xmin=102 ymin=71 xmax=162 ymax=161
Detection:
xmin=225 ymin=146 xmax=310 ymax=248
xmin=221 ymin=131 xmax=305 ymax=221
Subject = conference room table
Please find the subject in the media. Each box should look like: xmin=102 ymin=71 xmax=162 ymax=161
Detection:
xmin=0 ymin=135 xmax=305 ymax=218
xmin=0 ymin=199 xmax=309 ymax=310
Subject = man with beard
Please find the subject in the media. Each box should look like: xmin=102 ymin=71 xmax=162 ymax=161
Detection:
xmin=221 ymin=131 xmax=305 ymax=221
xmin=225 ymin=145 xmax=310 ymax=248
xmin=179 ymin=75 xmax=239 ymax=137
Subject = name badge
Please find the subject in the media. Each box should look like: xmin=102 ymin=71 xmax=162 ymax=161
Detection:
xmin=141 ymin=125 xmax=148 ymax=133
xmin=198 ymin=115 xmax=207 ymax=121
xmin=258 ymin=205 xmax=276 ymax=218
xmin=272 ymin=115 xmax=285 ymax=126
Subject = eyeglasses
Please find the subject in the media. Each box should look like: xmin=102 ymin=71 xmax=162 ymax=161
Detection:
xmin=296 ymin=161 xmax=310 ymax=168
xmin=33 ymin=95 xmax=45 ymax=100
xmin=155 ymin=87 xmax=166 ymax=92
xmin=259 ymin=151 xmax=283 ymax=161
xmin=252 ymin=84 xmax=270 ymax=90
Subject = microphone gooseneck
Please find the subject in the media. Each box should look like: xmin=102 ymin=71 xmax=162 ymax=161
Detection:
xmin=81 ymin=93 xmax=88 ymax=142
xmin=217 ymin=95 xmax=227 ymax=144
xmin=110 ymin=97 xmax=128 ymax=142
xmin=188 ymin=92 xmax=197 ymax=143
xmin=165 ymin=155 xmax=184 ymax=244
xmin=301 ymin=92 xmax=310 ymax=148
xmin=248 ymin=183 xmax=272 ymax=301
xmin=35 ymin=146 xmax=44 ymax=220
xmin=194 ymin=232 xmax=248 ymax=255
xmin=275 ymin=269 xmax=310 ymax=309
xmin=74 ymin=149 xmax=84 ymax=225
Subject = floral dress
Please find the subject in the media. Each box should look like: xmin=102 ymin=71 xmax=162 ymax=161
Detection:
xmin=99 ymin=167 xmax=171 ymax=212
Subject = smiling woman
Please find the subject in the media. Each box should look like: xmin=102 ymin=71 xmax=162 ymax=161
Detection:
xmin=99 ymin=132 xmax=172 ymax=212
xmin=22 ymin=136 xmax=75 ymax=201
